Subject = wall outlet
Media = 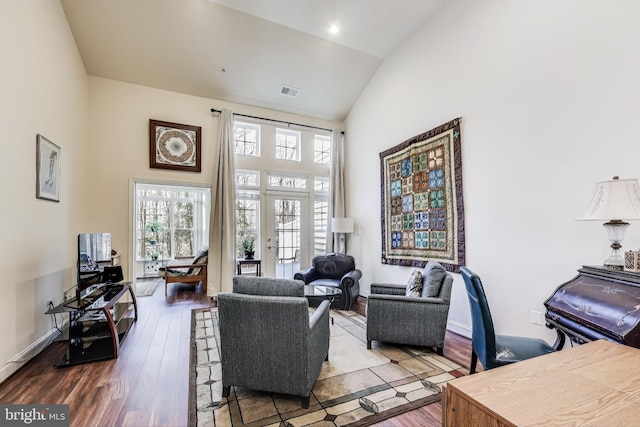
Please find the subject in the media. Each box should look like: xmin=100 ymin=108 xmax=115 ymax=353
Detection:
xmin=530 ymin=310 xmax=544 ymax=326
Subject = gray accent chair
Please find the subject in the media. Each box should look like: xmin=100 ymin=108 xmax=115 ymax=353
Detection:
xmin=366 ymin=262 xmax=453 ymax=355
xmin=217 ymin=276 xmax=331 ymax=408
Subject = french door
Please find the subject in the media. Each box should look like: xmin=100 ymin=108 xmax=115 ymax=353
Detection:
xmin=264 ymin=193 xmax=309 ymax=278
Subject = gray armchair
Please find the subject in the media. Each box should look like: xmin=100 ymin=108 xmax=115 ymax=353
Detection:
xmin=366 ymin=261 xmax=453 ymax=355
xmin=217 ymin=276 xmax=330 ymax=408
xmin=294 ymin=253 xmax=362 ymax=310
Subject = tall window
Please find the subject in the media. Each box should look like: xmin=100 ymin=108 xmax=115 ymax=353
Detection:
xmin=235 ymin=170 xmax=260 ymax=258
xmin=312 ymin=138 xmax=330 ymax=255
xmin=314 ymin=177 xmax=329 ymax=255
xmin=135 ymin=183 xmax=210 ymax=263
xmin=234 ymin=120 xmax=331 ymax=268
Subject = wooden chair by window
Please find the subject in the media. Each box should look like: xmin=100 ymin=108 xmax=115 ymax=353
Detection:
xmin=158 ymin=248 xmax=208 ymax=297
xmin=278 ymin=249 xmax=299 ymax=263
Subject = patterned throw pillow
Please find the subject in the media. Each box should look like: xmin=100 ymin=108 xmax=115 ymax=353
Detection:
xmin=405 ymin=269 xmax=424 ymax=297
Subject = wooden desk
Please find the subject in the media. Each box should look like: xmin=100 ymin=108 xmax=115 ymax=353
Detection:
xmin=443 ymin=340 xmax=640 ymax=426
xmin=236 ymin=259 xmax=261 ymax=276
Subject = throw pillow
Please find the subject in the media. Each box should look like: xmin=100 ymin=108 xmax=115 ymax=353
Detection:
xmin=422 ymin=261 xmax=447 ymax=298
xmin=405 ymin=269 xmax=424 ymax=297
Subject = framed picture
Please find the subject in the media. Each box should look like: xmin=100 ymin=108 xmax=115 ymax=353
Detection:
xmin=149 ymin=119 xmax=202 ymax=172
xmin=36 ymin=134 xmax=61 ymax=202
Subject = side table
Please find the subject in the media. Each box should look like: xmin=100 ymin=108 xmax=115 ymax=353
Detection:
xmin=237 ymin=259 xmax=262 ymax=276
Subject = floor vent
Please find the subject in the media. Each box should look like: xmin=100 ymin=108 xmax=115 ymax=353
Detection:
xmin=280 ymin=85 xmax=300 ymax=97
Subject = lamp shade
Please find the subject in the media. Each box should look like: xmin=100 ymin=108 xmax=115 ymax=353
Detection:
xmin=576 ymin=177 xmax=640 ymax=221
xmin=331 ymin=217 xmax=354 ymax=233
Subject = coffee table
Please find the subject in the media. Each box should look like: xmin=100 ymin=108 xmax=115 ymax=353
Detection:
xmin=304 ymin=285 xmax=342 ymax=324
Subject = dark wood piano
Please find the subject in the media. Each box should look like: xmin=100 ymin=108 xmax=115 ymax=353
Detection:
xmin=545 ymin=265 xmax=640 ymax=349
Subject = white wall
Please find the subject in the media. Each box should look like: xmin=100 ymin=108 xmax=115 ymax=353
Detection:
xmin=0 ymin=0 xmax=90 ymax=381
xmin=5 ymin=0 xmax=639 ymax=382
xmin=0 ymin=9 xmax=340 ymax=382
xmin=87 ymin=77 xmax=340 ymax=289
xmin=345 ymin=0 xmax=640 ymax=341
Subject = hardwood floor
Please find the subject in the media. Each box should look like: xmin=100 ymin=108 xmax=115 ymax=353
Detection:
xmin=0 ymin=283 xmax=475 ymax=427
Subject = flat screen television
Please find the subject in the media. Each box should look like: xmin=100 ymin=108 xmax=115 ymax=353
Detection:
xmin=77 ymin=232 xmax=112 ymax=299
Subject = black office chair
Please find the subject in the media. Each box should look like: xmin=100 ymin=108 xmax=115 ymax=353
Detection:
xmin=460 ymin=267 xmax=555 ymax=374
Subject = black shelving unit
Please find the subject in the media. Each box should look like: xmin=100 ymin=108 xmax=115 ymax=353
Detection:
xmin=46 ymin=283 xmax=138 ymax=367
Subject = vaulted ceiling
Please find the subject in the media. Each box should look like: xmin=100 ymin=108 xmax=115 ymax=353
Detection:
xmin=60 ymin=0 xmax=446 ymax=121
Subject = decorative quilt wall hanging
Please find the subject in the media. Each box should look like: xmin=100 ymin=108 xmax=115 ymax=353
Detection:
xmin=379 ymin=118 xmax=465 ymax=272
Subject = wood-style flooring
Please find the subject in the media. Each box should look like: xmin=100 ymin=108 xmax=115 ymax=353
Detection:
xmin=0 ymin=281 xmax=475 ymax=427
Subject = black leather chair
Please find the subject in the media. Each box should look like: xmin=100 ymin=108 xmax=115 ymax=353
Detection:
xmin=294 ymin=253 xmax=362 ymax=310
xmin=460 ymin=267 xmax=555 ymax=374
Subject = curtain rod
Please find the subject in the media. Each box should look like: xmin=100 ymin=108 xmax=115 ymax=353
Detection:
xmin=210 ymin=108 xmax=342 ymax=134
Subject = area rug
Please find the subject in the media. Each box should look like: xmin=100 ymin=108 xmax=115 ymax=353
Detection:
xmin=136 ymin=278 xmax=161 ymax=297
xmin=189 ymin=308 xmax=465 ymax=426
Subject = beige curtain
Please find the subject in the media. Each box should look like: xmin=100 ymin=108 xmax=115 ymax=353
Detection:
xmin=327 ymin=129 xmax=346 ymax=253
xmin=209 ymin=109 xmax=236 ymax=298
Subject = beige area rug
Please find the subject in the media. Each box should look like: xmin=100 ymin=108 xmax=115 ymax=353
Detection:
xmin=189 ymin=308 xmax=465 ymax=426
xmin=136 ymin=278 xmax=161 ymax=297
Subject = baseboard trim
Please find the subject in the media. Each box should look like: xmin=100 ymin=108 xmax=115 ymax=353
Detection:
xmin=352 ymin=295 xmax=367 ymax=316
xmin=446 ymin=320 xmax=472 ymax=338
xmin=0 ymin=328 xmax=61 ymax=384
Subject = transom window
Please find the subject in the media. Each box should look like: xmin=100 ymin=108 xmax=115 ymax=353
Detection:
xmin=314 ymin=134 xmax=331 ymax=164
xmin=267 ymin=174 xmax=307 ymax=189
xmin=234 ymin=122 xmax=260 ymax=156
xmin=275 ymin=129 xmax=301 ymax=161
xmin=236 ymin=169 xmax=259 ymax=187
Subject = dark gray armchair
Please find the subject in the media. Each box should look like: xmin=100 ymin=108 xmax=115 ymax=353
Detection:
xmin=294 ymin=253 xmax=362 ymax=310
xmin=217 ymin=276 xmax=330 ymax=408
xmin=366 ymin=261 xmax=453 ymax=355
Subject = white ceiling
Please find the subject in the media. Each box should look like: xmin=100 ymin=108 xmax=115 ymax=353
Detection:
xmin=60 ymin=0 xmax=446 ymax=121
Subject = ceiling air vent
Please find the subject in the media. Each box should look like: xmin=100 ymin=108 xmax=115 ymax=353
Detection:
xmin=280 ymin=85 xmax=300 ymax=98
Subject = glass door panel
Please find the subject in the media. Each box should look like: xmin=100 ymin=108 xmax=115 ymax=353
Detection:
xmin=265 ymin=194 xmax=308 ymax=278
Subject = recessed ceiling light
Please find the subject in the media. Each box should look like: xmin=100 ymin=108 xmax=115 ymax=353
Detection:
xmin=329 ymin=25 xmax=339 ymax=35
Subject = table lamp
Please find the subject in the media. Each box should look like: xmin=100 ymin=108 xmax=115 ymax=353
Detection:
xmin=331 ymin=217 xmax=354 ymax=254
xmin=576 ymin=176 xmax=640 ymax=269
